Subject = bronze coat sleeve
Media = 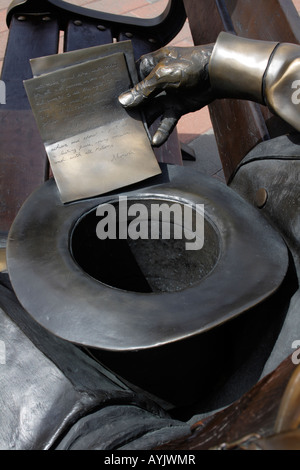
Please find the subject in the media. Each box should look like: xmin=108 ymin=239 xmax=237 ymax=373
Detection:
xmin=264 ymin=43 xmax=300 ymax=132
xmin=209 ymin=32 xmax=300 ymax=132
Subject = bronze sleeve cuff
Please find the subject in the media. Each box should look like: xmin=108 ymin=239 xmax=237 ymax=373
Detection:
xmin=209 ymin=32 xmax=278 ymax=104
xmin=264 ymin=43 xmax=300 ymax=132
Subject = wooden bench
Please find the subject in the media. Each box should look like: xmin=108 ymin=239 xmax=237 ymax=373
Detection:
xmin=184 ymin=0 xmax=300 ymax=182
xmin=0 ymin=0 xmax=187 ymax=238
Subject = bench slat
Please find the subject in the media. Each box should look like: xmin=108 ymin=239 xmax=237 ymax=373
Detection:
xmin=0 ymin=14 xmax=59 ymax=235
xmin=64 ymin=18 xmax=113 ymax=52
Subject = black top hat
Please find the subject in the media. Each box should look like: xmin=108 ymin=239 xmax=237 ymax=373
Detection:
xmin=6 ymin=165 xmax=288 ymax=352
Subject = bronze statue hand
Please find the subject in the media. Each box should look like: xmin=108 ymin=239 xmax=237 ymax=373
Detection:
xmin=119 ymin=45 xmax=215 ymax=146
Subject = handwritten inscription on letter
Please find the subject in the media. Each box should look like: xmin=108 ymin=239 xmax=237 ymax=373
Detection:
xmin=24 ymin=51 xmax=161 ymax=203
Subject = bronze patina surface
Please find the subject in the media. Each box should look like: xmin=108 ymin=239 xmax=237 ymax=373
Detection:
xmin=24 ymin=49 xmax=161 ymax=203
xmin=7 ymin=165 xmax=288 ymax=351
xmin=30 ymin=40 xmax=139 ymax=82
xmin=209 ymin=32 xmax=278 ymax=104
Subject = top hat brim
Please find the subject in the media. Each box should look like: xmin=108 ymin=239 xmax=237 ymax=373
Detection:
xmin=6 ymin=165 xmax=288 ymax=351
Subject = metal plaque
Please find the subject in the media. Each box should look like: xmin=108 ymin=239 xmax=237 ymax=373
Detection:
xmin=30 ymin=40 xmax=139 ymax=83
xmin=24 ymin=49 xmax=161 ymax=203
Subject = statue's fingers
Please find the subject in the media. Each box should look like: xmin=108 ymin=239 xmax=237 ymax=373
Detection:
xmin=152 ymin=111 xmax=180 ymax=147
xmin=118 ymin=63 xmax=174 ymax=108
xmin=138 ymin=48 xmax=174 ymax=78
xmin=140 ymin=91 xmax=182 ymax=126
xmin=119 ymin=59 xmax=184 ymax=109
xmin=118 ymin=79 xmax=156 ymax=107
